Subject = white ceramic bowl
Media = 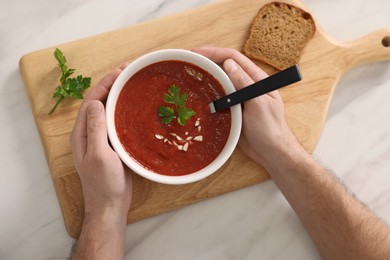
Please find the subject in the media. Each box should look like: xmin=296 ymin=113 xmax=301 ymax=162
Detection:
xmin=106 ymin=49 xmax=242 ymax=185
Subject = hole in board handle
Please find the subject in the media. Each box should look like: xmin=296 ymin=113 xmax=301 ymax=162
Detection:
xmin=382 ymin=36 xmax=390 ymax=47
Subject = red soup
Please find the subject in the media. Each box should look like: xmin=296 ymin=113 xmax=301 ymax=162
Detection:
xmin=115 ymin=60 xmax=231 ymax=176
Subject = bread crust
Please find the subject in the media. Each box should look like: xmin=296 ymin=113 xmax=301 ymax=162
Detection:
xmin=243 ymin=2 xmax=316 ymax=70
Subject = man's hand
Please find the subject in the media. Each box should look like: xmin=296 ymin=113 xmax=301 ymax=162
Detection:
xmin=193 ymin=47 xmax=390 ymax=259
xmin=192 ymin=47 xmax=298 ymax=167
xmin=70 ymin=64 xmax=132 ymax=259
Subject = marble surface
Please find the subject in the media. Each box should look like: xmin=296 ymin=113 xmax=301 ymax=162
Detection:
xmin=1 ymin=0 xmax=390 ymax=259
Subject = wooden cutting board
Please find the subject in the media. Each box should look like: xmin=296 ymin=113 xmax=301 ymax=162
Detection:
xmin=19 ymin=0 xmax=390 ymax=238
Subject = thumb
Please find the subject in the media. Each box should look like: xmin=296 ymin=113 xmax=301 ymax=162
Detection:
xmin=86 ymin=100 xmax=108 ymax=153
xmin=223 ymin=59 xmax=254 ymax=91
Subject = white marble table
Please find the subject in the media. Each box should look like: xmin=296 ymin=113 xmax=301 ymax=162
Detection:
xmin=1 ymin=0 xmax=390 ymax=259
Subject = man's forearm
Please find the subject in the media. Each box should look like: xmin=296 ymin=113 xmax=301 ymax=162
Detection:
xmin=72 ymin=209 xmax=127 ymax=260
xmin=262 ymin=136 xmax=390 ymax=259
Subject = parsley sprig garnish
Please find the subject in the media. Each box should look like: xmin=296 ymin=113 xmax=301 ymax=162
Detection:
xmin=48 ymin=48 xmax=91 ymax=115
xmin=158 ymin=85 xmax=195 ymax=126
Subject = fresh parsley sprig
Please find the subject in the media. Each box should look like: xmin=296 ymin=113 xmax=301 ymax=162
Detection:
xmin=49 ymin=48 xmax=91 ymax=115
xmin=158 ymin=85 xmax=195 ymax=126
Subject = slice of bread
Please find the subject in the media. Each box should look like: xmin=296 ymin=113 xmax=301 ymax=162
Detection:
xmin=243 ymin=2 xmax=316 ymax=70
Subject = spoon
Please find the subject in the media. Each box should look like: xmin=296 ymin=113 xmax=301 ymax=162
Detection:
xmin=208 ymin=64 xmax=302 ymax=113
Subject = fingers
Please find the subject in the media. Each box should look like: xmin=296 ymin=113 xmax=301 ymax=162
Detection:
xmin=85 ymin=62 xmax=129 ymax=102
xmin=223 ymin=59 xmax=254 ymax=90
xmin=194 ymin=47 xmax=282 ymax=100
xmin=70 ymin=64 xmax=127 ymax=160
xmin=86 ymin=101 xmax=108 ymax=154
xmin=120 ymin=62 xmax=129 ymax=70
xmin=192 ymin=46 xmax=268 ymax=82
xmin=85 ymin=68 xmax=123 ymax=102
xmin=70 ymin=99 xmax=88 ymax=162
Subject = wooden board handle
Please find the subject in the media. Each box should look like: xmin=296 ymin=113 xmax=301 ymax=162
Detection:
xmin=341 ymin=28 xmax=390 ymax=71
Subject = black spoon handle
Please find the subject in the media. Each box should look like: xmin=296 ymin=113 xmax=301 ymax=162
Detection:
xmin=211 ymin=64 xmax=302 ymax=113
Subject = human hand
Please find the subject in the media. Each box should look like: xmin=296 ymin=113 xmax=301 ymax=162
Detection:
xmin=70 ymin=64 xmax=132 ymax=222
xmin=192 ymin=47 xmax=298 ymax=166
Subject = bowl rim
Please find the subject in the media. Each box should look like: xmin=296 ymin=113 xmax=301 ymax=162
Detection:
xmin=106 ymin=48 xmax=242 ymax=185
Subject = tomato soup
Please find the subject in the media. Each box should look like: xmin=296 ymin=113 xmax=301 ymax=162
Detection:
xmin=115 ymin=60 xmax=231 ymax=176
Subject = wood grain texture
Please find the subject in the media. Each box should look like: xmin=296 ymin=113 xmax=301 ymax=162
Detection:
xmin=19 ymin=0 xmax=390 ymax=238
